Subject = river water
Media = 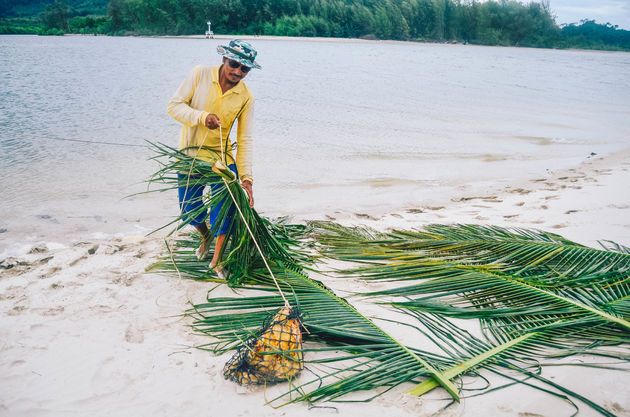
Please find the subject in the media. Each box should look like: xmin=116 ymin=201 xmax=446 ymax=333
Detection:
xmin=1 ymin=35 xmax=629 ymax=253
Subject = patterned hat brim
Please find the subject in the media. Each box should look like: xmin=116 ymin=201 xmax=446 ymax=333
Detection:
xmin=217 ymin=45 xmax=261 ymax=69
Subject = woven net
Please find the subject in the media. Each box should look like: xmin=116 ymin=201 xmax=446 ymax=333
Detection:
xmin=223 ymin=306 xmax=304 ymax=385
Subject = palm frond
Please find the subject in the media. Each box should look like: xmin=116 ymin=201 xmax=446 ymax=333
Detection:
xmin=310 ymin=222 xmax=630 ymax=337
xmin=145 ymin=149 xmax=629 ymax=415
xmin=398 ymin=311 xmax=619 ymax=417
xmin=309 ymin=221 xmax=630 ymax=410
xmin=311 ymin=222 xmax=630 ymax=286
xmin=188 ymin=265 xmax=461 ymax=403
xmin=144 ymin=142 xmax=309 ymax=284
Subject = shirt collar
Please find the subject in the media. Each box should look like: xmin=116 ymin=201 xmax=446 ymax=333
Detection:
xmin=212 ymin=65 xmax=244 ymax=95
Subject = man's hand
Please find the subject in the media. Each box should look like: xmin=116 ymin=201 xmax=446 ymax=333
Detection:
xmin=204 ymin=113 xmax=221 ymax=129
xmin=241 ymin=180 xmax=254 ymax=208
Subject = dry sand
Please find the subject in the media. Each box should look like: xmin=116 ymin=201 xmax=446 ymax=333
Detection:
xmin=1 ymin=149 xmax=630 ymax=417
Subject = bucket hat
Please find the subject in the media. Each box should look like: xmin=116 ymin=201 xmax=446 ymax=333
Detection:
xmin=217 ymin=39 xmax=261 ymax=70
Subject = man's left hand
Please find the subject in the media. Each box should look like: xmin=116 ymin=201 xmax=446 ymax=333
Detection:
xmin=242 ymin=180 xmax=254 ymax=208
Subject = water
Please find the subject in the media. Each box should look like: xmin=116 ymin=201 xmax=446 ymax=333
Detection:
xmin=1 ymin=35 xmax=629 ymax=251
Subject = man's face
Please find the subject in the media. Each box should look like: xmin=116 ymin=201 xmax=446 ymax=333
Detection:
xmin=221 ymin=57 xmax=250 ymax=85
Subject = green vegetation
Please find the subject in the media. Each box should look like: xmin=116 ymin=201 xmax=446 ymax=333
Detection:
xmin=1 ymin=0 xmax=628 ymax=51
xmin=1 ymin=0 xmax=110 ymax=35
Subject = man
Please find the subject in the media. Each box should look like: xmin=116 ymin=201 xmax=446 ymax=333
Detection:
xmin=167 ymin=39 xmax=260 ymax=275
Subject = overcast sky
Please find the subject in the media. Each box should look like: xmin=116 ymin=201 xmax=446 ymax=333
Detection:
xmin=549 ymin=0 xmax=630 ymax=29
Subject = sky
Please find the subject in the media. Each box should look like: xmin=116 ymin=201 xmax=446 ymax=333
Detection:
xmin=549 ymin=0 xmax=630 ymax=29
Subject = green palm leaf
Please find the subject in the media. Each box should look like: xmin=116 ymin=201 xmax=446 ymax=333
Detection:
xmin=311 ymin=222 xmax=630 ymax=286
xmin=309 ymin=221 xmax=630 ymax=413
xmin=144 ymin=149 xmax=461 ymax=403
xmin=399 ymin=312 xmax=619 ymax=417
xmin=187 ymin=265 xmax=461 ymax=403
xmin=144 ymin=142 xmax=308 ymax=284
xmin=311 ymin=222 xmax=630 ymax=348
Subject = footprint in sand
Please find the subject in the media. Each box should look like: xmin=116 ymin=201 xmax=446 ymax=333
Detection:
xmin=41 ymin=266 xmax=61 ymax=277
xmin=36 ymin=214 xmax=59 ymax=224
xmin=37 ymin=256 xmax=54 ymax=265
xmin=594 ymin=169 xmax=613 ymax=175
xmin=607 ymin=402 xmax=630 ymax=415
xmin=551 ymin=224 xmax=568 ymax=229
xmin=38 ymin=306 xmax=65 ymax=316
xmin=515 ymin=202 xmax=525 ymax=207
xmin=511 ymin=188 xmax=532 ymax=195
xmin=124 ymin=325 xmax=144 ymax=344
xmin=69 ymin=255 xmax=88 ymax=267
xmin=7 ymin=305 xmax=27 ymax=316
xmin=0 ymin=258 xmax=32 ymax=276
xmin=29 ymin=243 xmax=49 ymax=254
xmin=112 ymin=273 xmax=137 ymax=287
xmin=355 ymin=213 xmax=378 ymax=220
xmin=453 ymin=196 xmax=498 ymax=203
xmin=97 ymin=244 xmax=124 ymax=255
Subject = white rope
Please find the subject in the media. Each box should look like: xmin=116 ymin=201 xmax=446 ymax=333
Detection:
xmin=218 ymin=128 xmax=290 ymax=307
xmin=173 ymin=115 xmax=289 ymax=306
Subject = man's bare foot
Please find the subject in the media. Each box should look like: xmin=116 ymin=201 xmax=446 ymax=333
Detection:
xmin=195 ymin=239 xmax=211 ymax=261
xmin=210 ymin=263 xmax=228 ymax=280
xmin=193 ymin=224 xmax=211 ymax=261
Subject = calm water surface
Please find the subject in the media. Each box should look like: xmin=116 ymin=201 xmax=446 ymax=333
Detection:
xmin=1 ymin=35 xmax=629 ymax=251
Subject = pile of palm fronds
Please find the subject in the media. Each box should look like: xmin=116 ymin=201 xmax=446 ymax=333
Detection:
xmin=146 ymin=143 xmax=629 ymax=416
xmin=146 ymin=142 xmax=306 ymax=285
xmin=310 ymin=222 xmax=630 ymax=412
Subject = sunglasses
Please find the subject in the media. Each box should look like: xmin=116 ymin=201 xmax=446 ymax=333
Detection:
xmin=228 ymin=59 xmax=251 ymax=73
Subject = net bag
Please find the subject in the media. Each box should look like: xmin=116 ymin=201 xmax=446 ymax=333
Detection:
xmin=223 ymin=306 xmax=304 ymax=385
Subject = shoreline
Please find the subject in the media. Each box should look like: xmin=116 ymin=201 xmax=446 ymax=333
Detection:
xmin=2 ymin=146 xmax=628 ymax=259
xmin=291 ymin=146 xmax=630 ymax=248
xmin=159 ymin=32 xmax=628 ymax=52
xmin=10 ymin=32 xmax=621 ymax=54
xmin=1 ymin=147 xmax=629 ymax=416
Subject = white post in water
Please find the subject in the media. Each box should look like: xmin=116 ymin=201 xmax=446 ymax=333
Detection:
xmin=205 ymin=21 xmax=214 ymax=39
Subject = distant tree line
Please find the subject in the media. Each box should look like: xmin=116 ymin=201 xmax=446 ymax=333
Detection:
xmin=0 ymin=0 xmax=629 ymax=51
xmin=103 ymin=0 xmax=565 ymax=48
xmin=1 ymin=0 xmax=109 ymax=35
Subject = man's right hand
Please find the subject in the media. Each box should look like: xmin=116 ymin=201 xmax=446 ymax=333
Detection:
xmin=204 ymin=113 xmax=221 ymax=129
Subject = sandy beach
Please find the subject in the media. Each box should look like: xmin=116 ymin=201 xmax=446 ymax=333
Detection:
xmin=2 ymin=146 xmax=629 ymax=417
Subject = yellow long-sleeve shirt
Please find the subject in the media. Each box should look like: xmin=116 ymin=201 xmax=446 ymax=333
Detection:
xmin=167 ymin=65 xmax=254 ymax=183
